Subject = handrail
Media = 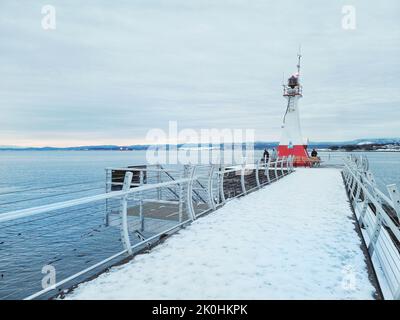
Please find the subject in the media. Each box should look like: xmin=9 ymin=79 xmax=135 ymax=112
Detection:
xmin=105 ymin=167 xmax=180 ymax=172
xmin=357 ymin=170 xmax=396 ymax=208
xmin=0 ymin=157 xmax=295 ymax=300
xmin=159 ymin=164 xmax=207 ymax=203
xmin=1 ymin=158 xmax=292 ymax=224
xmin=343 ymin=155 xmax=400 ymax=300
xmin=344 ymin=163 xmax=400 ymax=240
xmin=0 ymin=177 xmax=193 ymax=223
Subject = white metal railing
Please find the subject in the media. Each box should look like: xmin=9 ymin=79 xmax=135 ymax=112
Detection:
xmin=0 ymin=157 xmax=294 ymax=300
xmin=295 ymin=152 xmax=345 ymax=168
xmin=343 ymin=155 xmax=400 ymax=300
xmin=317 ymin=152 xmax=346 ymax=164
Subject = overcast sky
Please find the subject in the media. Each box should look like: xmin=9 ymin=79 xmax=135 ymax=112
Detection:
xmin=0 ymin=0 xmax=399 ymax=147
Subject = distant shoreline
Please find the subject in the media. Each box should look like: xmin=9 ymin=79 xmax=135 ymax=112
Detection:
xmin=0 ymin=139 xmax=399 ymax=152
xmin=317 ymin=150 xmax=400 ymax=153
xmin=0 ymin=148 xmax=399 ymax=153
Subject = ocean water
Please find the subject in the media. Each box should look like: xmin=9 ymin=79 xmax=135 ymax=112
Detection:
xmin=0 ymin=150 xmax=398 ymax=299
xmin=0 ymin=151 xmax=148 ymax=199
xmin=316 ymin=151 xmax=400 ymax=193
xmin=0 ymin=151 xmax=151 ymax=299
xmin=0 ymin=150 xmax=398 ymax=199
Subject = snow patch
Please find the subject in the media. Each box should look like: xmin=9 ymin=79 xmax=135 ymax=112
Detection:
xmin=67 ymin=169 xmax=375 ymax=300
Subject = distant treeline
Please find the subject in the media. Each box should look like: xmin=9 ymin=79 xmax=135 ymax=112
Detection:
xmin=328 ymin=143 xmax=400 ymax=152
xmin=0 ymin=142 xmax=280 ymax=151
xmin=1 ymin=141 xmax=400 ymax=151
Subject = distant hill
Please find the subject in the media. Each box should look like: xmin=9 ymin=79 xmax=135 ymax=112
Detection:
xmin=307 ymin=138 xmax=400 ymax=148
xmin=0 ymin=144 xmax=150 ymax=151
xmin=1 ymin=138 xmax=399 ymax=151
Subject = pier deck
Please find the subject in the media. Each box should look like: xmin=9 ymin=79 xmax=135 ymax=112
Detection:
xmin=67 ymin=168 xmax=376 ymax=299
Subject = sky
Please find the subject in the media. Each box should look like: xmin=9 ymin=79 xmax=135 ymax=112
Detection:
xmin=0 ymin=0 xmax=399 ymax=147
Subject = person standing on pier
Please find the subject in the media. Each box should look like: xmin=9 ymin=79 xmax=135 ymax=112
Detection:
xmin=310 ymin=148 xmax=320 ymax=167
xmin=311 ymin=148 xmax=318 ymax=157
xmin=271 ymin=148 xmax=277 ymax=161
xmin=263 ymin=148 xmax=270 ymax=163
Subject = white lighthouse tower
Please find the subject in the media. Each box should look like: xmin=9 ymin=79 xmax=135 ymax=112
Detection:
xmin=277 ymin=53 xmax=309 ymax=166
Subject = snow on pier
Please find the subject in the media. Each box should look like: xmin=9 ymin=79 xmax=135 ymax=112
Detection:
xmin=67 ymin=168 xmax=376 ymax=299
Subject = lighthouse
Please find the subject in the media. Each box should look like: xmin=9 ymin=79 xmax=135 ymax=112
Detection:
xmin=277 ymin=54 xmax=310 ymax=166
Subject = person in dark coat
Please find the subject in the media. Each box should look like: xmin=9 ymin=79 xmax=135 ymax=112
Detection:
xmin=263 ymin=148 xmax=270 ymax=162
xmin=311 ymin=149 xmax=318 ymax=157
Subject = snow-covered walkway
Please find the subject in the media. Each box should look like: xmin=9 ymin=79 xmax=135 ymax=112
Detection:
xmin=68 ymin=169 xmax=376 ymax=299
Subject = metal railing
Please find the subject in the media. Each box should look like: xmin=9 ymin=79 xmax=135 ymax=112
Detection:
xmin=0 ymin=157 xmax=294 ymax=300
xmin=317 ymin=152 xmax=346 ymax=167
xmin=287 ymin=153 xmax=346 ymax=168
xmin=343 ymin=155 xmax=400 ymax=300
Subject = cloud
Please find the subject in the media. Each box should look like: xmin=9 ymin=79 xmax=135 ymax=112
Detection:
xmin=0 ymin=0 xmax=399 ymax=146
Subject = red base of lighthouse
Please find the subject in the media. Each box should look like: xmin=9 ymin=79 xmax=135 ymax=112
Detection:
xmin=277 ymin=145 xmax=310 ymax=167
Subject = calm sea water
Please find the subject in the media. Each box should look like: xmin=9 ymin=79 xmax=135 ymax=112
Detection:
xmin=317 ymin=151 xmax=400 ymax=193
xmin=0 ymin=150 xmax=398 ymax=299
xmin=0 ymin=150 xmax=398 ymax=198
xmin=0 ymin=151 xmax=152 ymax=299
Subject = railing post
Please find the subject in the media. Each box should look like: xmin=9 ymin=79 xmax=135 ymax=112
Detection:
xmin=219 ymin=165 xmax=226 ymax=204
xmin=241 ymin=163 xmax=247 ymax=195
xmin=274 ymin=158 xmax=279 ymax=181
xmin=347 ymin=171 xmax=355 ymax=193
xmin=348 ymin=168 xmax=356 ymax=190
xmin=255 ymin=160 xmax=261 ymax=188
xmin=358 ymin=199 xmax=369 ymax=228
xmin=344 ymin=164 xmax=352 ymax=187
xmin=368 ymin=208 xmax=383 ymax=256
xmin=280 ymin=156 xmax=285 ymax=177
xmin=345 ymin=170 xmax=350 ymax=190
xmin=352 ymin=175 xmax=362 ymax=205
xmin=394 ymin=285 xmax=400 ymax=300
xmin=349 ymin=172 xmax=357 ymax=201
xmin=186 ymin=166 xmax=196 ymax=220
xmin=347 ymin=169 xmax=353 ymax=185
xmin=264 ymin=158 xmax=271 ymax=184
xmin=364 ymin=170 xmax=383 ymax=254
xmin=291 ymin=155 xmax=295 ymax=172
xmin=178 ymin=170 xmax=185 ymax=223
xmin=139 ymin=171 xmax=144 ymax=231
xmin=105 ymin=168 xmax=112 ymax=193
xmin=105 ymin=169 xmax=112 ymax=224
xmin=343 ymin=163 xmax=349 ymax=179
xmin=157 ymin=164 xmax=161 ymax=200
xmin=120 ymin=172 xmax=133 ymax=255
xmin=387 ymin=184 xmax=400 ymax=222
xmin=285 ymin=156 xmax=289 ymax=175
xmin=207 ymin=166 xmax=216 ymax=210
xmin=366 ymin=172 xmax=385 ymax=227
xmin=361 ymin=156 xmax=369 ymax=172
xmin=366 ymin=171 xmax=380 ymax=202
xmin=215 ymin=163 xmax=221 ymax=205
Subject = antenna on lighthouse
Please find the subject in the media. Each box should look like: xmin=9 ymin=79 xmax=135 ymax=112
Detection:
xmin=282 ymin=72 xmax=285 ymax=93
xmin=297 ymin=45 xmax=302 ymax=76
